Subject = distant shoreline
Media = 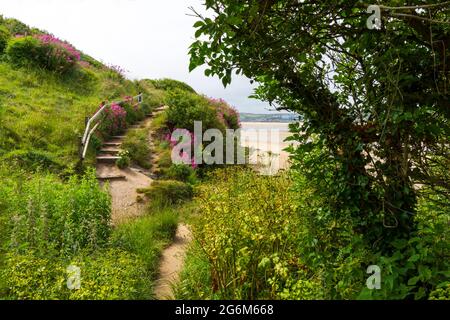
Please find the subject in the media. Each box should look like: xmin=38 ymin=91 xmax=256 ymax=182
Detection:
xmin=239 ymin=113 xmax=299 ymax=123
xmin=240 ymin=120 xmax=295 ymax=123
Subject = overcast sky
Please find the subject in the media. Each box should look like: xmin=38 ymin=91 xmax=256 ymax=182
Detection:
xmin=0 ymin=0 xmax=282 ymax=114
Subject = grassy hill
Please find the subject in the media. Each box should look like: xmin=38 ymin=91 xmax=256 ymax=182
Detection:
xmin=0 ymin=16 xmax=233 ymax=300
xmin=0 ymin=17 xmax=172 ymax=169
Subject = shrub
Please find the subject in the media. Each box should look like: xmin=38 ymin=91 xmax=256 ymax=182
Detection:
xmin=207 ymin=97 xmax=240 ymax=130
xmin=142 ymin=180 xmax=193 ymax=207
xmin=165 ymin=89 xmax=223 ymax=133
xmin=122 ymin=129 xmax=151 ymax=169
xmin=0 ymin=26 xmax=10 ymax=54
xmin=189 ymin=167 xmax=307 ymax=300
xmin=357 ymin=191 xmax=450 ymax=300
xmin=120 ymin=98 xmax=145 ymax=124
xmin=1 ymin=18 xmax=30 ymax=35
xmin=6 ymin=34 xmax=80 ymax=74
xmin=67 ymin=249 xmax=147 ymax=300
xmin=116 ymin=150 xmax=131 ymax=169
xmin=1 ymin=249 xmax=147 ymax=300
xmin=6 ymin=168 xmax=111 ymax=256
xmin=5 ymin=36 xmax=44 ymax=66
xmin=165 ymin=164 xmax=197 ymax=184
xmin=99 ymin=103 xmax=127 ymax=137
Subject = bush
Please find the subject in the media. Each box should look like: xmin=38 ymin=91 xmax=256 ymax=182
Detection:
xmin=1 ymin=18 xmax=30 ymax=35
xmin=116 ymin=150 xmax=131 ymax=169
xmin=207 ymin=97 xmax=240 ymax=130
xmin=357 ymin=190 xmax=450 ymax=300
xmin=142 ymin=180 xmax=193 ymax=207
xmin=1 ymin=249 xmax=147 ymax=300
xmin=99 ymin=103 xmax=127 ymax=137
xmin=122 ymin=129 xmax=151 ymax=169
xmin=0 ymin=26 xmax=10 ymax=54
xmin=165 ymin=164 xmax=197 ymax=184
xmin=165 ymin=89 xmax=223 ymax=133
xmin=120 ymin=98 xmax=145 ymax=125
xmin=6 ymin=35 xmax=80 ymax=74
xmin=6 ymin=168 xmax=111 ymax=256
xmin=5 ymin=36 xmax=44 ymax=66
xmin=187 ymin=167 xmax=308 ymax=300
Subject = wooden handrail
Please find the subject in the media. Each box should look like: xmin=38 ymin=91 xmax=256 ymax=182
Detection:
xmin=80 ymin=93 xmax=143 ymax=160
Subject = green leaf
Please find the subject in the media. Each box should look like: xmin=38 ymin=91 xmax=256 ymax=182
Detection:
xmin=193 ymin=21 xmax=204 ymax=28
xmin=407 ymin=276 xmax=420 ymax=286
xmin=195 ymin=29 xmax=204 ymax=38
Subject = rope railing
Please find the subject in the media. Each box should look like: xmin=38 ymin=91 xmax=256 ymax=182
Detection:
xmin=80 ymin=93 xmax=144 ymax=160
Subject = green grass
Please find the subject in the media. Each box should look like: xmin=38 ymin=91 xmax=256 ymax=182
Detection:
xmin=122 ymin=127 xmax=152 ymax=169
xmin=0 ymin=60 xmax=138 ymax=167
xmin=111 ymin=209 xmax=179 ymax=299
xmin=0 ymin=60 xmax=167 ymax=169
xmin=0 ymin=17 xmax=186 ymax=300
xmin=138 ymin=180 xmax=193 ymax=209
xmin=175 ymin=243 xmax=214 ymax=300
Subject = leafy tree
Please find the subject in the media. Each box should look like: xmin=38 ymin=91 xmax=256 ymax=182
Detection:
xmin=189 ymin=1 xmax=450 ymax=250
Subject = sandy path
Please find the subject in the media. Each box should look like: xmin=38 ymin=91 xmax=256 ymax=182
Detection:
xmin=98 ymin=165 xmax=153 ymax=225
xmin=153 ymin=224 xmax=192 ymax=300
xmin=97 ymin=107 xmax=193 ymax=299
xmin=97 ymin=116 xmax=155 ymax=225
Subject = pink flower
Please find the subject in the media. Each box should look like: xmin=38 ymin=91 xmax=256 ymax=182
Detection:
xmin=33 ymin=34 xmax=81 ymax=66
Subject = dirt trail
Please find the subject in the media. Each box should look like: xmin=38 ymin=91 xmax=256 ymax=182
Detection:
xmin=97 ymin=116 xmax=155 ymax=225
xmin=153 ymin=224 xmax=192 ymax=300
xmin=98 ymin=165 xmax=153 ymax=225
xmin=96 ymin=106 xmax=193 ymax=299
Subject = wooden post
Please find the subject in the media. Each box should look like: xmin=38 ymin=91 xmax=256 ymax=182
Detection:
xmin=80 ymin=117 xmax=90 ymax=161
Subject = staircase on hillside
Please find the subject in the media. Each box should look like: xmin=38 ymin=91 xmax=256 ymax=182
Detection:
xmin=96 ymin=105 xmax=167 ymax=181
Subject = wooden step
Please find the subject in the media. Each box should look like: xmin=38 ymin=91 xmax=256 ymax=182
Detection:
xmin=97 ymin=174 xmax=127 ymax=181
xmin=96 ymin=156 xmax=120 ymax=164
xmin=100 ymin=148 xmax=121 ymax=155
xmin=112 ymin=136 xmax=126 ymax=139
xmin=103 ymin=142 xmax=121 ymax=147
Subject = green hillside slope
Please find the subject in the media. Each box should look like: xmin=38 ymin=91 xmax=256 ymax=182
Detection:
xmin=0 ymin=16 xmax=222 ymax=300
xmin=0 ymin=18 xmax=171 ymax=169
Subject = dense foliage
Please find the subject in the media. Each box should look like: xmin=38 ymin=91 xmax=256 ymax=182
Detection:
xmin=188 ymin=0 xmax=450 ymax=299
xmin=121 ymin=128 xmax=152 ymax=169
xmin=0 ymin=16 xmax=182 ymax=300
xmin=177 ymin=167 xmax=449 ymax=300
xmin=140 ymin=180 xmax=194 ymax=207
xmin=0 ymin=25 xmax=10 ymax=54
xmin=6 ymin=35 xmax=81 ymax=74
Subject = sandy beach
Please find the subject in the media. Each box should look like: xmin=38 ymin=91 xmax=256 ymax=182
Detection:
xmin=240 ymin=122 xmax=296 ymax=173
